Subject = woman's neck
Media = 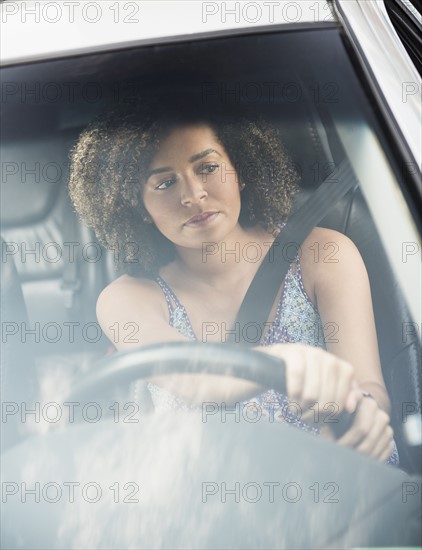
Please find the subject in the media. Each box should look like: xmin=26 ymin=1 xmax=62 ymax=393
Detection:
xmin=169 ymin=223 xmax=277 ymax=288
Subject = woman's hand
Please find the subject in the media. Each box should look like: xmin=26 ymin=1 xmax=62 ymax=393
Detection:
xmin=256 ymin=343 xmax=394 ymax=461
xmin=336 ymin=392 xmax=395 ymax=462
xmin=257 ymin=343 xmax=359 ymax=419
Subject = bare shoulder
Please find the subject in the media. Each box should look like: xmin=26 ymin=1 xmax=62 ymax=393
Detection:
xmin=302 ymin=227 xmax=362 ymax=258
xmin=95 ymin=273 xmax=183 ymax=349
xmin=300 ymin=227 xmax=368 ymax=294
xmin=96 ymin=274 xmax=165 ymax=325
xmin=97 ymin=273 xmax=159 ymax=303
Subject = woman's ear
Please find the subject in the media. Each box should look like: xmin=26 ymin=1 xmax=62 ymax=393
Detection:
xmin=239 ymin=182 xmax=246 ymax=191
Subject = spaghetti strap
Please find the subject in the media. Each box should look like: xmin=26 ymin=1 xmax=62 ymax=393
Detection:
xmin=155 ymin=275 xmax=198 ymax=340
xmin=156 ymin=275 xmax=182 ymax=315
xmin=294 ymin=255 xmax=319 ymax=313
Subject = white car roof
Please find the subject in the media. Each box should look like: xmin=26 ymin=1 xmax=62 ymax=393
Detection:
xmin=0 ymin=0 xmax=334 ymax=66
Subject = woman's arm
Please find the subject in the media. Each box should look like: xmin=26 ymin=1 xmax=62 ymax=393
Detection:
xmin=306 ymin=228 xmax=390 ymax=414
xmin=303 ymin=228 xmax=394 ymax=460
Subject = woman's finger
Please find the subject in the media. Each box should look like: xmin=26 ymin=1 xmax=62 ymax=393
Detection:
xmin=300 ymin=348 xmax=323 ymax=407
xmin=334 ymin=361 xmax=356 ymax=414
xmin=282 ymin=345 xmax=307 ymax=401
xmin=358 ymin=418 xmax=394 ymax=461
xmin=316 ymin=358 xmax=338 ymax=417
xmin=336 ymin=396 xmax=377 ymax=448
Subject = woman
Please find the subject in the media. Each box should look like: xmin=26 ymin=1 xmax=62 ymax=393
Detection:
xmin=69 ymin=103 xmax=397 ymax=464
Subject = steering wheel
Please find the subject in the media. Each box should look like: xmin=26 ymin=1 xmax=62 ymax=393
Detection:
xmin=70 ymin=342 xmax=285 ymax=398
xmin=69 ymin=342 xmax=354 ymax=437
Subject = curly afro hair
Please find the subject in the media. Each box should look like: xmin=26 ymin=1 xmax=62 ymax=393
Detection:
xmin=68 ymin=101 xmax=299 ymax=277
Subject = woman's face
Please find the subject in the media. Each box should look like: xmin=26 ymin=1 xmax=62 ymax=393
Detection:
xmin=142 ymin=124 xmax=243 ymax=249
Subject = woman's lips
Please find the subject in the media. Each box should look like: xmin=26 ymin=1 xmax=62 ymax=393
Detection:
xmin=185 ymin=211 xmax=219 ymax=227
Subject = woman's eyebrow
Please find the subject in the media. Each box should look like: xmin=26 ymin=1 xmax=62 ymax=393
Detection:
xmin=146 ymin=166 xmax=172 ymax=179
xmin=188 ymin=148 xmax=222 ymax=163
xmin=145 ymin=148 xmax=222 ymax=180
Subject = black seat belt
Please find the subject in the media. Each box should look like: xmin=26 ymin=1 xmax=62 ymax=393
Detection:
xmin=229 ymin=159 xmax=358 ymax=346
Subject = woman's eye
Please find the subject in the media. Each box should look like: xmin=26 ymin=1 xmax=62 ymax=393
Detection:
xmin=199 ymin=163 xmax=219 ymax=175
xmin=155 ymin=176 xmax=176 ymax=190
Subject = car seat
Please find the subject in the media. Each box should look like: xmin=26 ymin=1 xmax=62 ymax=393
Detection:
xmin=0 ymin=132 xmax=111 ymax=415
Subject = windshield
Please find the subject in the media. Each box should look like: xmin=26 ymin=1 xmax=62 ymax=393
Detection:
xmin=1 ymin=24 xmax=421 ymax=549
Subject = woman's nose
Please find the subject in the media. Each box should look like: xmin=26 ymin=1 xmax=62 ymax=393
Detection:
xmin=180 ymin=175 xmax=208 ymax=206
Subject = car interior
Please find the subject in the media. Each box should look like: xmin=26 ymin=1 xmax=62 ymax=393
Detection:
xmin=1 ymin=26 xmax=421 ymax=474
